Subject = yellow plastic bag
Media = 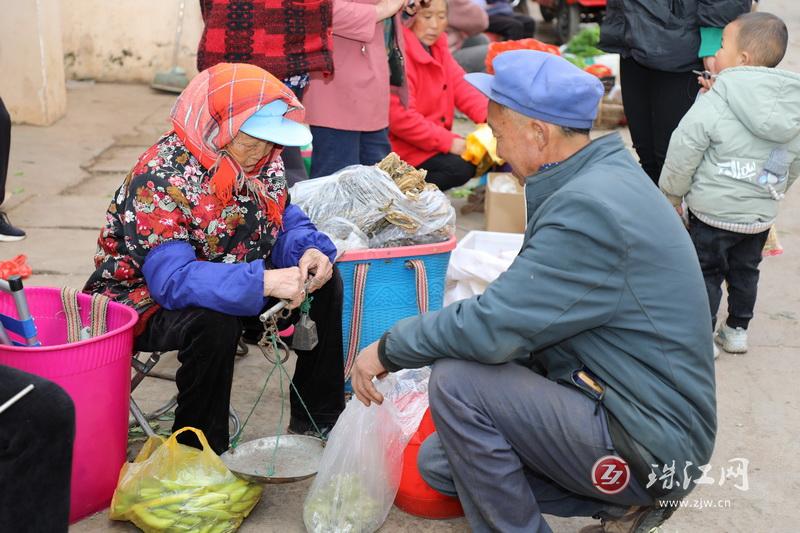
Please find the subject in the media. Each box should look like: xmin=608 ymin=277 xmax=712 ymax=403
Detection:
xmin=461 ymin=123 xmax=505 ymax=177
xmin=110 ymin=427 xmax=263 ymax=533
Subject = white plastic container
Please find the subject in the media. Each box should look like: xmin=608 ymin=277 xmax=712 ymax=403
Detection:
xmin=457 ymin=230 xmax=524 ymax=256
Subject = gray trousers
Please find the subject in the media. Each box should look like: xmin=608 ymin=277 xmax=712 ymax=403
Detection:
xmin=418 ymin=359 xmax=654 ymax=533
xmin=452 ymin=34 xmax=490 ymax=74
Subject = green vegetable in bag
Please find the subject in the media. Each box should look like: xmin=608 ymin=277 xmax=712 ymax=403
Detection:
xmin=565 ymin=26 xmax=603 ymax=58
xmin=303 ymin=473 xmax=382 ymax=532
xmin=110 ymin=428 xmax=263 ymax=533
xmin=563 ymin=54 xmax=588 ymax=70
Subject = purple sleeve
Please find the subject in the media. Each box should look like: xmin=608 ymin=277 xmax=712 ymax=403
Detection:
xmin=271 ymin=204 xmax=338 ymax=268
xmin=142 ymin=240 xmax=267 ymax=316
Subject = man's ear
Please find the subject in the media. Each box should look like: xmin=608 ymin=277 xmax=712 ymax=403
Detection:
xmin=533 ymin=120 xmax=549 ymax=150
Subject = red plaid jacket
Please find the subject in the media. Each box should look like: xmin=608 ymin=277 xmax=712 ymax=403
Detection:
xmin=197 ymin=0 xmax=334 ymax=80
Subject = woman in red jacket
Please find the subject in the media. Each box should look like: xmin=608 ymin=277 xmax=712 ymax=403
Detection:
xmin=389 ymin=0 xmax=488 ymax=190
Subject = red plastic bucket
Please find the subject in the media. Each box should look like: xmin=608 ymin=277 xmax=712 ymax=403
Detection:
xmin=395 ymin=407 xmax=464 ymax=519
xmin=0 ymin=287 xmax=138 ymax=522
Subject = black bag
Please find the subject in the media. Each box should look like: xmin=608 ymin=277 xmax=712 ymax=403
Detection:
xmin=387 ymin=18 xmax=405 ymax=87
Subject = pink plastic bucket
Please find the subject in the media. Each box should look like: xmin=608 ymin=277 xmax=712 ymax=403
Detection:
xmin=0 ymin=287 xmax=138 ymax=522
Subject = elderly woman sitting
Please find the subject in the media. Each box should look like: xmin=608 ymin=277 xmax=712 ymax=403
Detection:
xmin=84 ymin=64 xmax=344 ymax=454
xmin=389 ymin=0 xmax=489 ymax=191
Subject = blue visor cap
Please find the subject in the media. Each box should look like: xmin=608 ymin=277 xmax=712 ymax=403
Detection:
xmin=239 ymin=100 xmax=312 ymax=147
xmin=465 ymin=50 xmax=604 ymax=129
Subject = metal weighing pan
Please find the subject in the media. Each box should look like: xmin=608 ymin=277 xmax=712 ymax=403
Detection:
xmin=221 ymin=435 xmax=324 ymax=484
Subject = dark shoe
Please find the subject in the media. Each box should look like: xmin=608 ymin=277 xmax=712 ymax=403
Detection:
xmin=579 ymin=505 xmax=678 ymax=533
xmin=241 ymin=327 xmax=262 ymax=345
xmin=288 ymin=417 xmax=333 ymax=440
xmin=236 ymin=338 xmax=249 ymax=357
xmin=0 ymin=212 xmax=25 ymax=242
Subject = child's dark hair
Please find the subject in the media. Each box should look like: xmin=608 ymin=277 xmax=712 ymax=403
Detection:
xmin=735 ymin=12 xmax=788 ymax=68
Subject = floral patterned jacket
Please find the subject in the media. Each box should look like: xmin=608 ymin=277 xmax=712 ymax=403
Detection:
xmin=84 ymin=133 xmax=311 ymax=318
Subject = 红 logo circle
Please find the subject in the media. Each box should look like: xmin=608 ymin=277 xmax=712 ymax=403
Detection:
xmin=591 ymin=455 xmax=630 ymax=495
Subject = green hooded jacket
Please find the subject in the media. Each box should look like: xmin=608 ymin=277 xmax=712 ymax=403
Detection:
xmin=379 ymin=134 xmax=717 ymax=495
xmin=660 ymin=67 xmax=800 ymax=225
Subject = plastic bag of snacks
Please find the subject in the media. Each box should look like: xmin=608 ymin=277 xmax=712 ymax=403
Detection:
xmin=763 ymin=225 xmax=784 ymax=257
xmin=110 ymin=428 xmax=262 ymax=533
xmin=303 ymin=368 xmax=431 ymax=533
xmin=462 ymin=123 xmax=505 ymax=177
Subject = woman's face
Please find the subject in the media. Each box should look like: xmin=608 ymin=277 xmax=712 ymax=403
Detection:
xmin=411 ymin=0 xmax=448 ymax=48
xmin=226 ymin=131 xmax=275 ymax=173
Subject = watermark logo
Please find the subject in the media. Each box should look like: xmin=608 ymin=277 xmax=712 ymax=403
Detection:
xmin=646 ymin=458 xmax=750 ymax=492
xmin=591 ymin=455 xmax=630 ymax=495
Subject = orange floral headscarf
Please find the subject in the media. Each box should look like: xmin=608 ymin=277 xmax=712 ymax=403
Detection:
xmin=170 ymin=63 xmax=305 ymax=224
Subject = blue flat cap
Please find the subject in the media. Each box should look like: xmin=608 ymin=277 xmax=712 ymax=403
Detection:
xmin=466 ymin=50 xmax=604 ymax=129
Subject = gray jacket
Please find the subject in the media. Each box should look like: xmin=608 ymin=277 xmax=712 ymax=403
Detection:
xmin=660 ymin=67 xmax=800 ymax=226
xmin=379 ymin=134 xmax=717 ymax=493
xmin=599 ymin=0 xmax=751 ymax=72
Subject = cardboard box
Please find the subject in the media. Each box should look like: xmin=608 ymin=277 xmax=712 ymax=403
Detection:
xmin=485 ymin=173 xmax=526 ymax=234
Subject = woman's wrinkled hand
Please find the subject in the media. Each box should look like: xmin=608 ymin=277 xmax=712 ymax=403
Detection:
xmin=299 ymin=248 xmax=333 ymax=293
xmin=264 ymin=266 xmax=305 ymax=308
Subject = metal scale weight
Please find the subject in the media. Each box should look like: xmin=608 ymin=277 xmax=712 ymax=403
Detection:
xmin=220 ymin=283 xmax=325 ymax=484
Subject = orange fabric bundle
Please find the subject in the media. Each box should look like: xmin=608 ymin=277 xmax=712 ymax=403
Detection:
xmin=485 ymin=39 xmax=561 ymax=74
xmin=0 ymin=254 xmax=32 ymax=280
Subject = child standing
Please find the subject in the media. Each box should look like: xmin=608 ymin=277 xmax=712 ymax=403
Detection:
xmin=660 ymin=12 xmax=800 ymax=355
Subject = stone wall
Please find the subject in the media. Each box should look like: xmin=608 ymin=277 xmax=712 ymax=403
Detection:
xmin=0 ymin=0 xmax=67 ymax=125
xmin=61 ymin=0 xmax=204 ymax=83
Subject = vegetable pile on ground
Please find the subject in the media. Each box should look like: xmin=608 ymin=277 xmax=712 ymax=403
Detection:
xmin=565 ymin=26 xmax=603 ymax=59
xmin=485 ymin=38 xmax=561 ymax=73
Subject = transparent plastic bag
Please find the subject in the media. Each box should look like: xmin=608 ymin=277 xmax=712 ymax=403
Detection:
xmin=317 ymin=217 xmax=370 ymax=256
xmin=369 ymin=188 xmax=455 ymax=248
xmin=290 ymin=165 xmax=454 ymax=249
xmin=110 ymin=427 xmax=262 ymax=533
xmin=763 ymin=225 xmax=784 ymax=257
xmin=303 ymin=368 xmax=430 ymax=533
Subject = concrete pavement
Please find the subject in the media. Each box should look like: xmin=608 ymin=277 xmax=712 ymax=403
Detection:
xmin=3 ymin=2 xmax=799 ymax=531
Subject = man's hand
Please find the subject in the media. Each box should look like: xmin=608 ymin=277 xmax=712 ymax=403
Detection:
xmin=675 ymin=204 xmax=684 ymax=217
xmin=351 ymin=341 xmax=388 ymax=406
xmin=299 ymin=248 xmax=333 ymax=293
xmin=264 ymin=267 xmax=305 ymax=308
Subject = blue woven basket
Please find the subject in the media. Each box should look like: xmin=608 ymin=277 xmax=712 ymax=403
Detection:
xmin=338 ymin=237 xmax=456 ymax=390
